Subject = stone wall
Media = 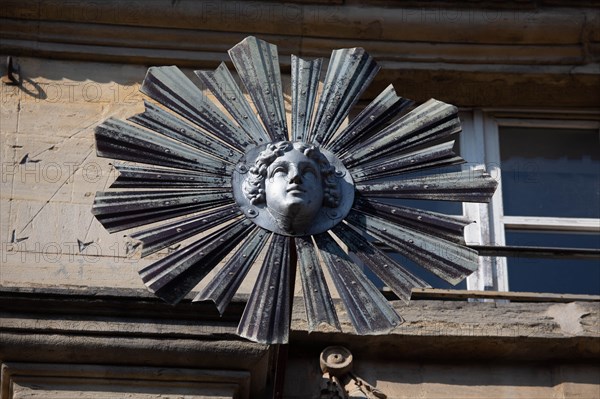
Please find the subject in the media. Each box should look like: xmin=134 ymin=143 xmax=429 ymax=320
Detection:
xmin=1 ymin=289 xmax=598 ymax=398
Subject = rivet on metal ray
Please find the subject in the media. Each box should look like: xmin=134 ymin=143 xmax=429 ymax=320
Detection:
xmin=139 ymin=219 xmax=254 ymax=305
xmin=237 ymin=234 xmax=293 ymax=344
xmin=130 ymin=204 xmax=242 ymax=257
xmin=92 ymin=190 xmax=233 ymax=233
xmin=355 ymin=170 xmax=498 ymax=203
xmin=95 ymin=118 xmax=231 ymax=175
xmin=308 ymin=47 xmax=380 ymax=147
xmin=195 ymin=63 xmax=270 ymax=145
xmin=332 ymin=223 xmax=430 ymax=303
xmin=291 ymin=55 xmax=322 ymax=142
xmin=228 ymin=36 xmax=288 ymax=142
xmin=313 ymin=232 xmax=402 ymax=335
xmin=351 ymin=140 xmax=465 ymax=183
xmin=327 ymin=84 xmax=413 ymax=155
xmin=110 ymin=163 xmax=228 ymax=190
xmin=193 ymin=228 xmax=271 ymax=315
xmin=295 ymin=236 xmax=341 ymax=333
xmin=140 ymin=66 xmax=253 ymax=150
xmin=342 ymin=99 xmax=460 ymax=168
xmin=128 ymin=100 xmax=243 ymax=163
xmin=354 ymin=197 xmax=472 ymax=245
xmin=346 ymin=210 xmax=479 ymax=285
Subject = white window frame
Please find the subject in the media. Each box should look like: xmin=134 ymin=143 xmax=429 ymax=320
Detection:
xmin=460 ymin=110 xmax=600 ymax=292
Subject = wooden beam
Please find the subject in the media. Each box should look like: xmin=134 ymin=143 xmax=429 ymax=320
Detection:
xmin=410 ymin=287 xmax=600 ymax=302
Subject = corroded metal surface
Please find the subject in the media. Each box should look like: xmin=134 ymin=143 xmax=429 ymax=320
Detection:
xmin=291 ymin=55 xmax=322 ymax=142
xmin=141 ymin=65 xmax=253 ymax=150
xmin=327 ymin=84 xmax=412 ymax=155
xmin=237 ymin=234 xmax=292 ymax=344
xmin=91 ymin=36 xmax=500 ymax=345
xmin=130 ymin=204 xmax=242 ymax=257
xmin=332 ymin=223 xmax=430 ymax=303
xmin=342 ymin=99 xmax=461 ymax=168
xmin=355 ymin=170 xmax=498 ymax=203
xmin=129 ymin=100 xmax=243 ymax=162
xmin=314 ymin=232 xmax=402 ymax=335
xmin=92 ymin=190 xmax=233 ymax=232
xmin=296 ymin=236 xmax=341 ymax=333
xmin=229 ymin=36 xmax=288 ymax=142
xmin=139 ymin=219 xmax=254 ymax=305
xmin=194 ymin=228 xmax=271 ymax=314
xmin=346 ymin=210 xmax=479 ymax=285
xmin=353 ymin=198 xmax=471 ymax=244
xmin=195 ymin=63 xmax=270 ymax=145
xmin=308 ymin=47 xmax=380 ymax=147
xmin=95 ymin=118 xmax=231 ymax=174
xmin=111 ymin=163 xmax=227 ymax=189
xmin=351 ymin=140 xmax=464 ymax=183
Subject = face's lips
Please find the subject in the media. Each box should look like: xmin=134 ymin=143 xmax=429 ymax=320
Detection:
xmin=287 ymin=185 xmax=305 ymax=193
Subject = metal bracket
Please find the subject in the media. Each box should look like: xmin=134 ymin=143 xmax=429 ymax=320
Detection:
xmin=2 ymin=56 xmax=21 ymax=86
xmin=319 ymin=346 xmax=387 ymax=399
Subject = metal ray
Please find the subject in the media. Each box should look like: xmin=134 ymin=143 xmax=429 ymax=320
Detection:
xmin=356 ymin=170 xmax=498 ymax=203
xmin=346 ymin=210 xmax=479 ymax=285
xmin=351 ymin=140 xmax=465 ymax=183
xmin=130 ymin=204 xmax=242 ymax=257
xmin=110 ymin=163 xmax=227 ymax=190
xmin=228 ymin=36 xmax=288 ymax=142
xmin=237 ymin=234 xmax=292 ymax=344
xmin=313 ymin=232 xmax=402 ymax=335
xmin=332 ymin=223 xmax=430 ymax=303
xmin=193 ymin=228 xmax=271 ymax=315
xmin=139 ymin=219 xmax=254 ymax=305
xmin=291 ymin=55 xmax=322 ymax=142
xmin=354 ymin=197 xmax=472 ymax=244
xmin=342 ymin=99 xmax=461 ymax=168
xmin=92 ymin=190 xmax=233 ymax=232
xmin=308 ymin=47 xmax=380 ymax=146
xmin=295 ymin=236 xmax=341 ymax=333
xmin=95 ymin=118 xmax=231 ymax=174
xmin=128 ymin=100 xmax=242 ymax=163
xmin=140 ymin=66 xmax=253 ymax=150
xmin=327 ymin=84 xmax=412 ymax=154
xmin=195 ymin=63 xmax=270 ymax=145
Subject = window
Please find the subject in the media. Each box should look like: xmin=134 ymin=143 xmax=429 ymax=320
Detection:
xmin=461 ymin=112 xmax=600 ymax=295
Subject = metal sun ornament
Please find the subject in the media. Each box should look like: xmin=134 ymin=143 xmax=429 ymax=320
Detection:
xmin=92 ymin=36 xmax=498 ymax=344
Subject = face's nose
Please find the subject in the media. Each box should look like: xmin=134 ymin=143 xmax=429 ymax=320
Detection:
xmin=288 ymin=165 xmax=302 ymax=184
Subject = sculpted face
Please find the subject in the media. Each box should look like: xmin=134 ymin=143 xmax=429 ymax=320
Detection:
xmin=265 ymin=147 xmax=324 ymax=231
xmin=239 ymin=141 xmax=350 ymax=236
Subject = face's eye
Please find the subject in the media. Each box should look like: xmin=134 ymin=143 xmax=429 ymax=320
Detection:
xmin=270 ymin=165 xmax=287 ymax=178
xmin=302 ymin=166 xmax=317 ymax=179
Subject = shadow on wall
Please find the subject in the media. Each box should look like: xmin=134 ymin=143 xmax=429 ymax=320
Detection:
xmin=0 ymin=54 xmax=148 ymax=85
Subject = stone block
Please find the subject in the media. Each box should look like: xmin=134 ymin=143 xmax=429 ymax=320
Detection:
xmin=0 ymin=248 xmax=149 ymax=290
xmin=2 ymin=362 xmax=249 ymax=399
xmin=557 ymin=364 xmax=600 ymax=399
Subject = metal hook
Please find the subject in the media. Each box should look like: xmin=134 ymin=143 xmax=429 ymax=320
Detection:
xmin=2 ymin=56 xmax=21 ymax=86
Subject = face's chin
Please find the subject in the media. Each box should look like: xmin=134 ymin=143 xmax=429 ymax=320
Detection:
xmin=272 ymin=194 xmax=319 ymax=217
xmin=266 ymin=192 xmax=323 ymax=234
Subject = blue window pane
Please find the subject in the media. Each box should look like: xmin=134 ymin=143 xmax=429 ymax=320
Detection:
xmin=499 ymin=127 xmax=600 ymax=218
xmin=506 ymin=230 xmax=600 ymax=295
